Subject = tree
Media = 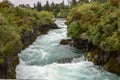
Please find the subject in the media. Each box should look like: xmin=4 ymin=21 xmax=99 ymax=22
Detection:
xmin=110 ymin=0 xmax=120 ymax=7
xmin=26 ymin=4 xmax=31 ymax=8
xmin=91 ymin=0 xmax=107 ymax=2
xmin=33 ymin=3 xmax=36 ymax=9
xmin=72 ymin=0 xmax=77 ymax=6
xmin=80 ymin=0 xmax=89 ymax=3
xmin=61 ymin=0 xmax=65 ymax=9
xmin=67 ymin=22 xmax=80 ymax=38
xmin=44 ymin=1 xmax=50 ymax=11
xmin=79 ymin=0 xmax=81 ymax=3
xmin=51 ymin=1 xmax=55 ymax=10
xmin=19 ymin=4 xmax=26 ymax=8
xmin=37 ymin=2 xmax=42 ymax=11
xmin=0 ymin=0 xmax=13 ymax=8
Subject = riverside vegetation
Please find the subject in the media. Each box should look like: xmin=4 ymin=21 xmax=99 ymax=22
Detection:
xmin=66 ymin=0 xmax=120 ymax=76
xmin=0 ymin=0 xmax=58 ymax=78
xmin=0 ymin=0 xmax=120 ymax=79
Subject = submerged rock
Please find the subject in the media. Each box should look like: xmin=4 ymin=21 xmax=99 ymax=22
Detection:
xmin=56 ymin=55 xmax=82 ymax=63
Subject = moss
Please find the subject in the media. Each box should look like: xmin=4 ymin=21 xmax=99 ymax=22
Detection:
xmin=87 ymin=50 xmax=99 ymax=63
xmin=87 ymin=51 xmax=95 ymax=61
xmin=104 ymin=56 xmax=120 ymax=76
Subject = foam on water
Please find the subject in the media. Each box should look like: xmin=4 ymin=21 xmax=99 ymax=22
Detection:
xmin=16 ymin=61 xmax=119 ymax=80
xmin=16 ymin=18 xmax=120 ymax=80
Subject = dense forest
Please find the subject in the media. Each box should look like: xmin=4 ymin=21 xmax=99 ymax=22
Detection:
xmin=66 ymin=0 xmax=120 ymax=75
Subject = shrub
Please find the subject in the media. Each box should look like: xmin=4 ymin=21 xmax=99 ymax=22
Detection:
xmin=67 ymin=1 xmax=120 ymax=52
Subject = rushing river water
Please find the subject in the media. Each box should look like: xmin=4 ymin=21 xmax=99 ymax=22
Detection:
xmin=16 ymin=18 xmax=120 ymax=80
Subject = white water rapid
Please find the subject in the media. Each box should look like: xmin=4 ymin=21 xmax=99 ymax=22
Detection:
xmin=16 ymin=18 xmax=120 ymax=80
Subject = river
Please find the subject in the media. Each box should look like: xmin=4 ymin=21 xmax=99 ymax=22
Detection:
xmin=16 ymin=18 xmax=120 ymax=80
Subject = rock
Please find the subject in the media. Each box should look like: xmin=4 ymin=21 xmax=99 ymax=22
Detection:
xmin=72 ymin=39 xmax=88 ymax=50
xmin=50 ymin=23 xmax=59 ymax=29
xmin=60 ymin=39 xmax=72 ymax=45
xmin=56 ymin=55 xmax=82 ymax=63
xmin=22 ymin=23 xmax=58 ymax=48
xmin=117 ymin=54 xmax=120 ymax=64
xmin=87 ymin=51 xmax=120 ymax=76
xmin=104 ymin=54 xmax=120 ymax=76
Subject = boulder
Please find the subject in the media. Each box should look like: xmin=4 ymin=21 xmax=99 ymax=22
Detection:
xmin=60 ymin=39 xmax=72 ymax=45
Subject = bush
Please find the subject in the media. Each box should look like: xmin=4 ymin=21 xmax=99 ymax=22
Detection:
xmin=67 ymin=22 xmax=80 ymax=38
xmin=67 ymin=1 xmax=120 ymax=52
xmin=38 ymin=10 xmax=54 ymax=25
xmin=0 ymin=0 xmax=55 ymax=65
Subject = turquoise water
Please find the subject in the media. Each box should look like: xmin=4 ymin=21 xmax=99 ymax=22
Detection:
xmin=16 ymin=18 xmax=120 ymax=80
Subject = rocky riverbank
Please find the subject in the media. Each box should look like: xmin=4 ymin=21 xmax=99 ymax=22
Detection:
xmin=0 ymin=23 xmax=58 ymax=79
xmin=0 ymin=1 xmax=58 ymax=78
xmin=22 ymin=24 xmax=58 ymax=48
xmin=64 ymin=0 xmax=120 ymax=76
xmin=60 ymin=38 xmax=120 ymax=76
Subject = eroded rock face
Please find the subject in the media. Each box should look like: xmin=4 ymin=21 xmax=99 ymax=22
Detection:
xmin=22 ymin=24 xmax=59 ymax=48
xmin=0 ymin=52 xmax=19 ymax=78
xmin=73 ymin=39 xmax=87 ymax=49
xmin=60 ymin=37 xmax=120 ymax=76
xmin=117 ymin=54 xmax=120 ymax=64
xmin=104 ymin=53 xmax=120 ymax=76
xmin=87 ymin=51 xmax=120 ymax=76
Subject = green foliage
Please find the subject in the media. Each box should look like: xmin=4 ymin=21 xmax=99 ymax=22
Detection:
xmin=0 ymin=0 xmax=55 ymax=65
xmin=110 ymin=0 xmax=120 ymax=7
xmin=0 ymin=0 xmax=13 ymax=8
xmin=72 ymin=0 xmax=77 ymax=6
xmin=79 ymin=0 xmax=89 ymax=3
xmin=0 ymin=13 xmax=6 ymax=25
xmin=0 ymin=27 xmax=23 ymax=65
xmin=43 ymin=1 xmax=50 ymax=11
xmin=38 ymin=10 xmax=54 ymax=25
xmin=36 ymin=2 xmax=42 ymax=11
xmin=100 ymin=32 xmax=120 ymax=52
xmin=0 ymin=0 xmax=55 ymax=78
xmin=67 ymin=1 xmax=120 ymax=52
xmin=67 ymin=22 xmax=80 ymax=38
